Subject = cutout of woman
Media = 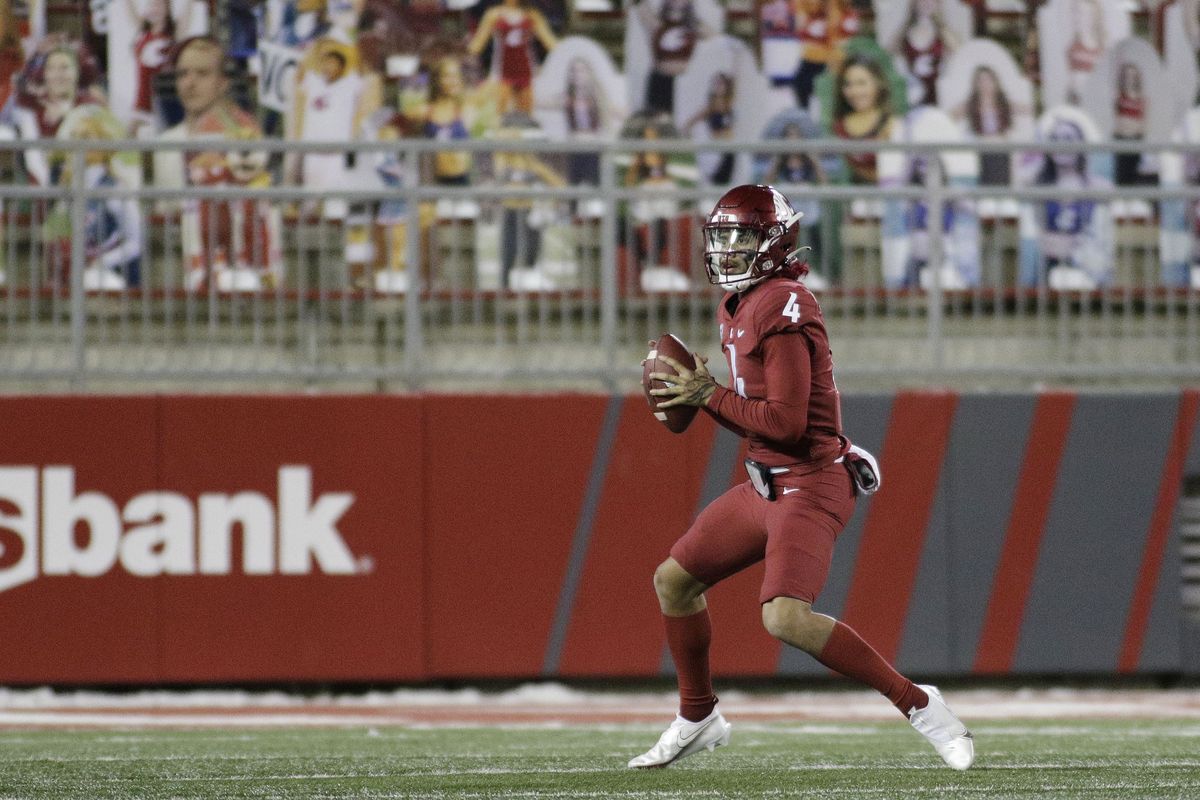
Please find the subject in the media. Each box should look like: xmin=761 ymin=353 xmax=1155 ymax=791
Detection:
xmin=792 ymin=0 xmax=860 ymax=112
xmin=422 ymin=56 xmax=474 ymax=188
xmin=964 ymin=65 xmax=1013 ymax=184
xmin=1111 ymin=60 xmax=1153 ymax=186
xmin=562 ymin=57 xmax=604 ymax=187
xmin=468 ymin=0 xmax=558 ymax=115
xmin=1079 ymin=37 xmax=1170 ymax=212
xmin=888 ymin=0 xmax=959 ymax=106
xmin=957 ymin=62 xmax=1035 ymax=187
xmin=829 ymin=53 xmax=895 ymax=186
xmin=1017 ymin=109 xmax=1113 ymax=290
xmin=683 ymin=71 xmax=735 ymax=186
xmin=536 ymin=53 xmax=622 ymax=188
xmin=13 ymin=41 xmax=106 ymax=186
xmin=940 ymin=40 xmax=1035 ymax=217
xmin=635 ymin=0 xmax=717 ymax=115
xmin=533 ymin=40 xmax=627 ymax=220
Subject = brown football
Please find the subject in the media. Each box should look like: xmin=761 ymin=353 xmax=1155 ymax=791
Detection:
xmin=642 ymin=333 xmax=700 ymax=434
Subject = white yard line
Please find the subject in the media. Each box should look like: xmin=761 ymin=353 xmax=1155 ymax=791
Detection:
xmin=0 ymin=685 xmax=1198 ymax=728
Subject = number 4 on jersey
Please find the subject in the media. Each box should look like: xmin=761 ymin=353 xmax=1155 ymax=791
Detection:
xmin=782 ymin=292 xmax=802 ymax=323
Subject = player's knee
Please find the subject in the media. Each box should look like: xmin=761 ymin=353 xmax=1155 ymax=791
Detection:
xmin=653 ymin=559 xmax=701 ymax=605
xmin=760 ymin=600 xmax=790 ymax=640
xmin=761 ymin=597 xmax=817 ymax=643
xmin=652 ymin=560 xmax=683 ymax=602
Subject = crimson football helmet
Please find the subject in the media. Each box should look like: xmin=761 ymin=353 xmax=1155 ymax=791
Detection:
xmin=702 ymin=184 xmax=805 ymax=292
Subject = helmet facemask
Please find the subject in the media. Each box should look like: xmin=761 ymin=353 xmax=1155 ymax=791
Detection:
xmin=704 ymin=226 xmax=765 ymax=292
xmin=703 ymin=210 xmax=804 ymax=292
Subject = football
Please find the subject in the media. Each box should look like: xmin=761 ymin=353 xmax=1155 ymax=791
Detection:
xmin=642 ymin=333 xmax=700 ymax=434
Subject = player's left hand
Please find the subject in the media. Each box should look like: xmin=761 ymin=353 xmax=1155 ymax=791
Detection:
xmin=649 ymin=353 xmax=718 ymax=409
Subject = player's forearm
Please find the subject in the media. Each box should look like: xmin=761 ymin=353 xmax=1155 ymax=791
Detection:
xmin=705 ymin=332 xmax=813 ymax=443
xmin=701 ymin=400 xmax=746 ymax=437
xmin=706 ymin=386 xmax=809 ymax=443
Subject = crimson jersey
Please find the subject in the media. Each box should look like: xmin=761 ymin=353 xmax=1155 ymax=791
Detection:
xmin=706 ymin=275 xmax=845 ymax=470
xmin=653 ymin=19 xmax=697 ymax=64
xmin=133 ymin=29 xmax=173 ymax=114
xmin=1115 ymin=93 xmax=1144 ymax=124
xmin=902 ymin=33 xmax=944 ymax=104
xmin=1067 ymin=37 xmax=1101 ymax=73
xmin=493 ymin=13 xmax=535 ymax=90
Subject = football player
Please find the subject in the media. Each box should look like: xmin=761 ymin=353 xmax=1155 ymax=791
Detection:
xmin=633 ymin=184 xmax=974 ymax=771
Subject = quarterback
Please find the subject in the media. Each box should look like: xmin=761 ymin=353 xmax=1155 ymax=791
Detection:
xmin=634 ymin=184 xmax=974 ymax=770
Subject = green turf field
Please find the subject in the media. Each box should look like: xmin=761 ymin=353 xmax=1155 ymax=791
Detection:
xmin=2 ymin=719 xmax=1198 ymax=799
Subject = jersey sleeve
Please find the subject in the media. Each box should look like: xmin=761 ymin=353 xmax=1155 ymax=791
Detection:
xmin=703 ymin=401 xmax=748 ymax=438
xmin=704 ymin=330 xmax=812 ymax=444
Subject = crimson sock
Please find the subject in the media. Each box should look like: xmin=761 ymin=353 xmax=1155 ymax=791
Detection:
xmin=664 ymin=609 xmax=718 ymax=722
xmin=816 ymin=621 xmax=928 ymax=716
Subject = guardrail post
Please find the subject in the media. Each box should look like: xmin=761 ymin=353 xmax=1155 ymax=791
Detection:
xmin=927 ymin=154 xmax=945 ymax=377
xmin=403 ymin=140 xmax=423 ymax=389
xmin=69 ymin=148 xmax=87 ymax=389
xmin=599 ymin=142 xmax=618 ymax=389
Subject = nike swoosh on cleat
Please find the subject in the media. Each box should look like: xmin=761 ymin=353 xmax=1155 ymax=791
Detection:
xmin=781 ymin=487 xmax=799 ymax=495
xmin=677 ymin=721 xmax=710 ymax=745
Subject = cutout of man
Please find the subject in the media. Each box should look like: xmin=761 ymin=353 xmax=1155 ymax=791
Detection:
xmin=154 ymin=36 xmax=281 ymax=291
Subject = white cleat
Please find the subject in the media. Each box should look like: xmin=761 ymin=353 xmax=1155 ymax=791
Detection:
xmin=908 ymin=685 xmax=975 ymax=770
xmin=627 ymin=707 xmax=732 ymax=769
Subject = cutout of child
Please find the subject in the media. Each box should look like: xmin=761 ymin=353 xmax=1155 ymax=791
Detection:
xmin=44 ymin=104 xmax=143 ymax=291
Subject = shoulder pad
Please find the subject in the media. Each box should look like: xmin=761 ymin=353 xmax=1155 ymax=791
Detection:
xmin=746 ymin=278 xmax=816 ymax=335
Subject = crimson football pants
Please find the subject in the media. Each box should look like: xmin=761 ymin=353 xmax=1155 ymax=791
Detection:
xmin=670 ymin=461 xmax=855 ymax=604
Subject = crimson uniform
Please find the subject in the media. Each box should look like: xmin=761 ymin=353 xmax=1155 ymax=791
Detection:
xmin=671 ymin=275 xmax=853 ymax=603
xmin=901 ymin=32 xmax=944 ymax=106
xmin=1067 ymin=35 xmax=1101 ymax=73
xmin=1113 ymin=93 xmax=1149 ymax=186
xmin=493 ymin=13 xmax=536 ymax=91
xmin=632 ymin=185 xmax=973 ymax=773
xmin=833 ymin=114 xmax=891 ymax=186
xmin=645 ymin=0 xmax=699 ymax=112
xmin=133 ymin=29 xmax=173 ymax=115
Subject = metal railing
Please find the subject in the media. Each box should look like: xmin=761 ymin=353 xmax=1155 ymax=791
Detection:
xmin=0 ymin=137 xmax=1198 ymax=391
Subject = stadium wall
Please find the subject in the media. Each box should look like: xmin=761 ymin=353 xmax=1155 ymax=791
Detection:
xmin=0 ymin=391 xmax=1197 ymax=684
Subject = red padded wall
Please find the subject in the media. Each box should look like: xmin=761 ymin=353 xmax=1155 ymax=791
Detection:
xmin=423 ymin=395 xmax=607 ymax=677
xmin=0 ymin=390 xmax=1195 ymax=684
